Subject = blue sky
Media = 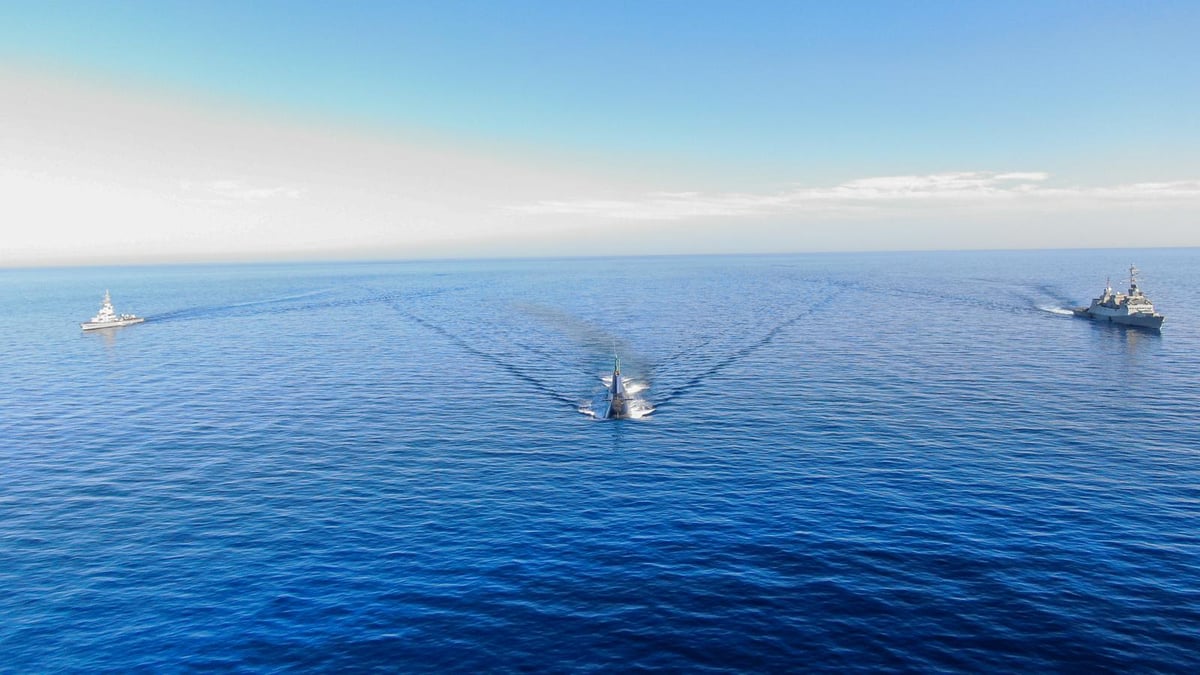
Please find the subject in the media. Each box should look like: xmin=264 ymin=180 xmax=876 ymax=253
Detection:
xmin=2 ymin=1 xmax=1198 ymax=264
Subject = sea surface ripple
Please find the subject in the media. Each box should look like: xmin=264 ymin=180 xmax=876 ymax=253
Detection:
xmin=2 ymin=251 xmax=1199 ymax=671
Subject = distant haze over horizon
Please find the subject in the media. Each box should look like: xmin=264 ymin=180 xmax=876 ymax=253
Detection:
xmin=3 ymin=2 xmax=1199 ymax=268
xmin=7 ymin=243 xmax=1200 ymax=273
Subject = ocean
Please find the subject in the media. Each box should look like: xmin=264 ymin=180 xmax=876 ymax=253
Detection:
xmin=2 ymin=250 xmax=1198 ymax=671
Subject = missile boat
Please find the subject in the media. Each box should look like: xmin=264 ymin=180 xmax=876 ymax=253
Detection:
xmin=81 ymin=290 xmax=145 ymax=331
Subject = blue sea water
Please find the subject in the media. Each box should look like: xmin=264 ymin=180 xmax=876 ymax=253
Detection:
xmin=1 ymin=250 xmax=1198 ymax=671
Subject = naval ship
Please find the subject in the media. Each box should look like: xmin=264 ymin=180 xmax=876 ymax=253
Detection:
xmin=1072 ymin=266 xmax=1165 ymax=330
xmin=81 ymin=290 xmax=145 ymax=331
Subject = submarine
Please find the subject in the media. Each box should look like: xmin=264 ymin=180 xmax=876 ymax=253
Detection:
xmin=604 ymin=355 xmax=631 ymax=419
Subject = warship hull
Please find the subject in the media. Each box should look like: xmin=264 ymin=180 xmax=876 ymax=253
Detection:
xmin=1072 ymin=307 xmax=1164 ymax=330
xmin=81 ymin=317 xmax=145 ymax=331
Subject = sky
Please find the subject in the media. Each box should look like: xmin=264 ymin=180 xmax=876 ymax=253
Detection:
xmin=2 ymin=0 xmax=1199 ymax=266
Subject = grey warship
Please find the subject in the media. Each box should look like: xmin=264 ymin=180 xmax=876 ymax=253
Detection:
xmin=1073 ymin=265 xmax=1165 ymax=330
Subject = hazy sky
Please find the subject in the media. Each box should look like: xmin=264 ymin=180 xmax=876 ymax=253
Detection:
xmin=2 ymin=1 xmax=1199 ymax=266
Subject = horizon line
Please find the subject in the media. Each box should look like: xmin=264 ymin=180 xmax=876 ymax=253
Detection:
xmin=5 ymin=244 xmax=1198 ymax=272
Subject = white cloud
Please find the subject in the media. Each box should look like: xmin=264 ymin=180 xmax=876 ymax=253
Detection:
xmin=829 ymin=171 xmax=1054 ymax=198
xmin=3 ymin=67 xmax=1199 ymax=264
xmin=1093 ymin=179 xmax=1200 ymax=198
xmin=993 ymin=172 xmax=1051 ymax=181
xmin=508 ymin=172 xmax=1200 ymax=221
xmin=0 ymin=66 xmax=604 ymax=265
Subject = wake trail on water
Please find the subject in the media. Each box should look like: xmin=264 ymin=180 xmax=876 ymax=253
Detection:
xmin=151 ymin=288 xmax=410 ymax=323
xmin=510 ymin=338 xmax=599 ymax=380
xmin=383 ymin=298 xmax=581 ymax=411
xmin=150 ymin=283 xmax=471 ymax=324
xmin=808 ymin=277 xmax=1083 ymax=320
xmin=653 ymin=336 xmax=717 ymax=373
xmin=386 ymin=281 xmax=848 ymax=417
xmin=511 ymin=303 xmax=655 ymax=373
xmin=1029 ymin=283 xmax=1081 ymax=317
xmin=152 ymin=289 xmax=330 ymax=321
xmin=511 ymin=304 xmax=665 ymax=419
xmin=578 ymin=391 xmax=655 ymax=420
xmin=653 ymin=285 xmax=842 ymax=410
xmin=1033 ymin=283 xmax=1078 ymax=308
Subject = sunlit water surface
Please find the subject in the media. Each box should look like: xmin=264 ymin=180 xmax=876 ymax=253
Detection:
xmin=2 ymin=250 xmax=1198 ymax=670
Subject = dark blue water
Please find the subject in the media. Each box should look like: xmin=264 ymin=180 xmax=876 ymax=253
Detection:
xmin=2 ymin=250 xmax=1199 ymax=671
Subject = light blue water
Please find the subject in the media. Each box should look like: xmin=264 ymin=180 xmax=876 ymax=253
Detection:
xmin=2 ymin=250 xmax=1198 ymax=671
